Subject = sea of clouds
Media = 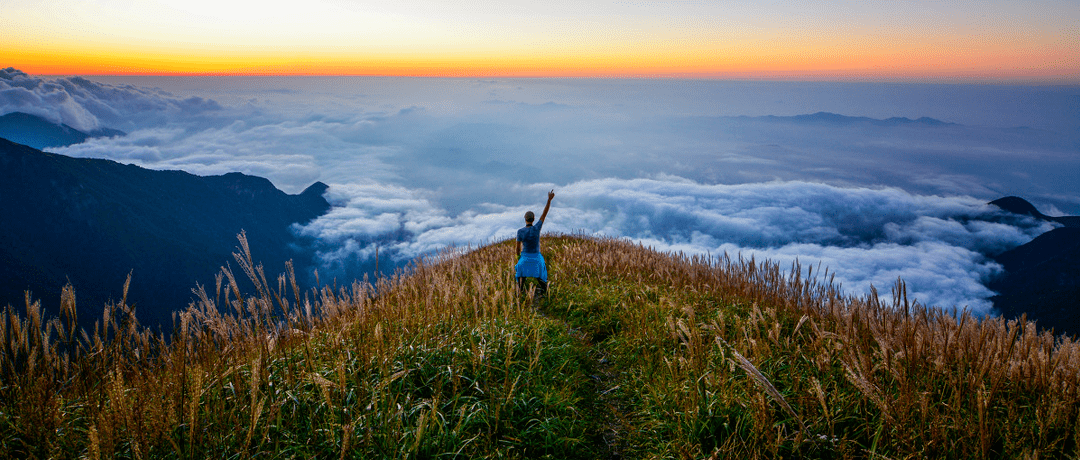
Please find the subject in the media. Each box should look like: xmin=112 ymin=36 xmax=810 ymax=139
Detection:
xmin=4 ymin=67 xmax=1079 ymax=313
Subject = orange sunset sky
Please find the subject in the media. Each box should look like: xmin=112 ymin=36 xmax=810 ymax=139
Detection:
xmin=3 ymin=0 xmax=1078 ymax=81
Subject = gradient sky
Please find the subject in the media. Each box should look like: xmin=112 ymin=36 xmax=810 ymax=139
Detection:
xmin=3 ymin=0 xmax=1077 ymax=80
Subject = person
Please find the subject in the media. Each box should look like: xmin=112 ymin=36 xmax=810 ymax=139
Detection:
xmin=516 ymin=189 xmax=554 ymax=297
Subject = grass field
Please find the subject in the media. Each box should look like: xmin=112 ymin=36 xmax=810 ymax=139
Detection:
xmin=2 ymin=233 xmax=1078 ymax=458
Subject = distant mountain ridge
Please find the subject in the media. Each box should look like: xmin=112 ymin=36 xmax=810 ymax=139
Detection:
xmin=738 ymin=111 xmax=956 ymax=127
xmin=0 ymin=111 xmax=125 ymax=149
xmin=0 ymin=138 xmax=329 ymax=327
xmin=989 ymin=196 xmax=1080 ymax=336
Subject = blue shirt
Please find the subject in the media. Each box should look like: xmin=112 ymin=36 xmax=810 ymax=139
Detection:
xmin=517 ymin=220 xmax=544 ymax=254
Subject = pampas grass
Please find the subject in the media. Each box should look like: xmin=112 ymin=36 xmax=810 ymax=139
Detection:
xmin=1 ymin=232 xmax=1078 ymax=458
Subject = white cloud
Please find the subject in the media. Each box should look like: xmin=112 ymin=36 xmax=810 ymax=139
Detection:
xmin=0 ymin=67 xmax=224 ymax=132
xmin=295 ymin=177 xmax=1050 ymax=313
xmin=642 ymin=239 xmax=1003 ymax=313
xmin=1 ymin=67 xmax=100 ymax=131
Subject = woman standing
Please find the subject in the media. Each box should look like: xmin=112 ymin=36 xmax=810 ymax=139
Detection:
xmin=516 ymin=189 xmax=554 ymax=297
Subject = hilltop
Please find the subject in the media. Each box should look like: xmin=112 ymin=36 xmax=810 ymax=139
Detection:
xmin=3 ymin=234 xmax=1079 ymax=458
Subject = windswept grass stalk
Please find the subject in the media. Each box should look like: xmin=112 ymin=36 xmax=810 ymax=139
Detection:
xmin=715 ymin=334 xmax=811 ymax=441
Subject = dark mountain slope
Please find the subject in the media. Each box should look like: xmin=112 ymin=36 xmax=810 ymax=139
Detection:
xmin=989 ymin=197 xmax=1080 ymax=336
xmin=0 ymin=112 xmax=125 ymax=149
xmin=0 ymin=138 xmax=329 ymax=327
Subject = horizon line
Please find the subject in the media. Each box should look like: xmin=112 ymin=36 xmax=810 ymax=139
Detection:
xmin=19 ymin=71 xmax=1080 ymax=86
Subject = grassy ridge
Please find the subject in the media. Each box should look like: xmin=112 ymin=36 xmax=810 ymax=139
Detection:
xmin=2 ymin=234 xmax=1079 ymax=458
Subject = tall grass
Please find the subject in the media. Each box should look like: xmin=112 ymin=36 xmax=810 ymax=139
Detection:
xmin=2 ymin=232 xmax=1078 ymax=458
xmin=0 ymin=232 xmax=598 ymax=458
xmin=542 ymin=235 xmax=1080 ymax=458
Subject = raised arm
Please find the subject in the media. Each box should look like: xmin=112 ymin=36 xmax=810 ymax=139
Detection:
xmin=538 ymin=190 xmax=555 ymax=222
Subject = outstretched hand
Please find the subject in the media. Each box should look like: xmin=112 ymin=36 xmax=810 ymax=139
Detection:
xmin=539 ymin=189 xmax=554 ymax=223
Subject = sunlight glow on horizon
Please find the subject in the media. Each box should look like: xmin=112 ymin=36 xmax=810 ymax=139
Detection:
xmin=3 ymin=0 xmax=1078 ymax=82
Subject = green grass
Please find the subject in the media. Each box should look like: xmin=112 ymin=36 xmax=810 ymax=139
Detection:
xmin=3 ymin=233 xmax=1080 ymax=458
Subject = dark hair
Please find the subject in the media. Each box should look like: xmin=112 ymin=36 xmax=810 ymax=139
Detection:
xmin=524 ymin=211 xmax=535 ymax=223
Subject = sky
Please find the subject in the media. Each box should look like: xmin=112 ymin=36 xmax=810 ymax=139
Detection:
xmin=2 ymin=0 xmax=1078 ymax=81
xmin=3 ymin=68 xmax=1078 ymax=314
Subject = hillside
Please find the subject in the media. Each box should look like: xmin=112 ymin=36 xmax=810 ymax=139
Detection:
xmin=988 ymin=196 xmax=1080 ymax=336
xmin=0 ymin=111 xmax=125 ymax=149
xmin=0 ymin=138 xmax=330 ymax=327
xmin=3 ymin=235 xmax=1079 ymax=459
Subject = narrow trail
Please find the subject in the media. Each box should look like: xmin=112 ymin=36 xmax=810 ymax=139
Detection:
xmin=578 ymin=331 xmax=632 ymax=460
xmin=530 ymin=294 xmax=633 ymax=459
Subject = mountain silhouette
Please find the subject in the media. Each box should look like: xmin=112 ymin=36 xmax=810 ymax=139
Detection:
xmin=990 ymin=196 xmax=1080 ymax=228
xmin=746 ymin=112 xmax=955 ymax=127
xmin=0 ymin=138 xmax=329 ymax=328
xmin=989 ymin=196 xmax=1080 ymax=336
xmin=0 ymin=111 xmax=125 ymax=149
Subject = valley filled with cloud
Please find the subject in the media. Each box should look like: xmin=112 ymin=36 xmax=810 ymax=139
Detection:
xmin=4 ymin=68 xmax=1078 ymax=313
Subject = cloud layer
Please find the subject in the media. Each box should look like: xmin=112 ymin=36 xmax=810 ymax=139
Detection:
xmin=1 ymin=67 xmax=223 ymax=132
xmin=296 ymin=178 xmax=1053 ymax=313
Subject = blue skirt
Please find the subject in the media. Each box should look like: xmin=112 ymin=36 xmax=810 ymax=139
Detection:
xmin=515 ymin=252 xmax=548 ymax=282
